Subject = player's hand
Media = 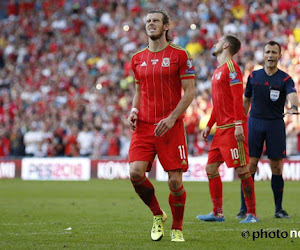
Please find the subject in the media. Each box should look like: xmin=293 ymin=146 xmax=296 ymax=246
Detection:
xmin=200 ymin=126 xmax=210 ymax=141
xmin=283 ymin=107 xmax=299 ymax=116
xmin=154 ymin=116 xmax=176 ymax=137
xmin=127 ymin=112 xmax=138 ymax=131
xmin=234 ymin=125 xmax=245 ymax=141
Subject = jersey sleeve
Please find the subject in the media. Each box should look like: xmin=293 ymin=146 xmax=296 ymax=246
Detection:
xmin=227 ymin=60 xmax=245 ymax=122
xmin=207 ymin=108 xmax=216 ymax=128
xmin=284 ymin=74 xmax=297 ymax=95
xmin=178 ymin=50 xmax=195 ymax=80
xmin=131 ymin=54 xmax=140 ymax=84
xmin=244 ymin=72 xmax=253 ymax=98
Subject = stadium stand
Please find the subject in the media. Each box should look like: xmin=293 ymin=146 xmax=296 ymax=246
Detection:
xmin=0 ymin=0 xmax=299 ymax=158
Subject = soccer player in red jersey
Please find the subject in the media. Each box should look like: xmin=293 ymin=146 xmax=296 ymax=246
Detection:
xmin=196 ymin=35 xmax=258 ymax=223
xmin=127 ymin=10 xmax=195 ymax=242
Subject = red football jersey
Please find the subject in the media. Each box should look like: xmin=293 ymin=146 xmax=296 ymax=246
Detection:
xmin=131 ymin=42 xmax=195 ymax=124
xmin=208 ymin=59 xmax=246 ymax=128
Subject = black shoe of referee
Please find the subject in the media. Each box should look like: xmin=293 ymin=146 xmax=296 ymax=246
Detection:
xmin=274 ymin=210 xmax=290 ymax=218
xmin=236 ymin=210 xmax=247 ymax=219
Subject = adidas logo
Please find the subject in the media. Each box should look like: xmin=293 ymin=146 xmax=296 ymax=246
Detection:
xmin=181 ymin=160 xmax=187 ymax=165
xmin=141 ymin=61 xmax=147 ymax=66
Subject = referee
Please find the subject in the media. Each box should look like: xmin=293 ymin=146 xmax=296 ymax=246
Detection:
xmin=237 ymin=41 xmax=299 ymax=219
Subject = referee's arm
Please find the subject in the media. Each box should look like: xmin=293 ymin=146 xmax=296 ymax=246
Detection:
xmin=285 ymin=92 xmax=298 ymax=115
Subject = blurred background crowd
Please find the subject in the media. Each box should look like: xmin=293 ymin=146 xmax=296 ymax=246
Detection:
xmin=0 ymin=0 xmax=299 ymax=159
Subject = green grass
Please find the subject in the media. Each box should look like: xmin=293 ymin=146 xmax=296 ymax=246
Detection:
xmin=0 ymin=179 xmax=299 ymax=249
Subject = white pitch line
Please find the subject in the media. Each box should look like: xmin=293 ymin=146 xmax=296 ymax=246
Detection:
xmin=0 ymin=232 xmax=72 ymax=236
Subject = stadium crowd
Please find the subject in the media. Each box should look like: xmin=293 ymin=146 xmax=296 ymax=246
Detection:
xmin=0 ymin=0 xmax=299 ymax=159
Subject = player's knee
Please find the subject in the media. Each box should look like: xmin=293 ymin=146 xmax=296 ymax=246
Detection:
xmin=235 ymin=165 xmax=247 ymax=175
xmin=248 ymin=163 xmax=257 ymax=174
xmin=205 ymin=164 xmax=218 ymax=175
xmin=129 ymin=162 xmax=148 ymax=180
xmin=168 ymin=180 xmax=181 ymax=190
xmin=129 ymin=166 xmax=145 ymax=180
xmin=271 ymin=166 xmax=282 ymax=175
xmin=129 ymin=170 xmax=143 ymax=180
xmin=270 ymin=159 xmax=283 ymax=175
xmin=168 ymin=176 xmax=182 ymax=190
xmin=248 ymin=158 xmax=259 ymax=174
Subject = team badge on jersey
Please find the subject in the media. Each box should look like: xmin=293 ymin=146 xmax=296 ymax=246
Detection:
xmin=162 ymin=58 xmax=170 ymax=67
xmin=186 ymin=59 xmax=193 ymax=69
xmin=270 ymin=89 xmax=280 ymax=101
xmin=215 ymin=72 xmax=222 ymax=80
xmin=229 ymin=71 xmax=237 ymax=79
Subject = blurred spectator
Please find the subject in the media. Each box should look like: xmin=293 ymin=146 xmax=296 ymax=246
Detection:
xmin=52 ymin=127 xmax=65 ymax=156
xmin=191 ymin=133 xmax=210 ymax=156
xmin=77 ymin=123 xmax=93 ymax=156
xmin=92 ymin=125 xmax=109 ymax=158
xmin=107 ymin=131 xmax=120 ymax=156
xmin=23 ymin=122 xmax=43 ymax=157
xmin=63 ymin=123 xmax=79 ymax=157
xmin=186 ymin=34 xmax=204 ymax=58
xmin=9 ymin=125 xmax=25 ymax=156
xmin=285 ymin=114 xmax=300 ymax=156
xmin=185 ymin=101 xmax=200 ymax=150
xmin=119 ymin=127 xmax=130 ymax=158
xmin=0 ymin=128 xmax=10 ymax=156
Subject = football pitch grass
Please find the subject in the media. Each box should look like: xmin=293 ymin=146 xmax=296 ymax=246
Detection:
xmin=0 ymin=179 xmax=299 ymax=249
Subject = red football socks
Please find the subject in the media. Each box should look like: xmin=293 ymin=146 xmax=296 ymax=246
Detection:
xmin=239 ymin=172 xmax=256 ymax=216
xmin=169 ymin=185 xmax=186 ymax=230
xmin=131 ymin=175 xmax=162 ymax=216
xmin=207 ymin=173 xmax=223 ymax=215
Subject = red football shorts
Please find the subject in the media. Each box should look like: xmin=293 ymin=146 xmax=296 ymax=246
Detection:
xmin=129 ymin=119 xmax=188 ymax=172
xmin=207 ymin=123 xmax=249 ymax=168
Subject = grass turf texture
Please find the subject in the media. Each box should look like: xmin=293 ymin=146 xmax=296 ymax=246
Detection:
xmin=0 ymin=179 xmax=299 ymax=249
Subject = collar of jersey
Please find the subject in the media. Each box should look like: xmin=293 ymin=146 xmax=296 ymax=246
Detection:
xmin=217 ymin=58 xmax=232 ymax=68
xmin=147 ymin=42 xmax=170 ymax=53
xmin=263 ymin=68 xmax=279 ymax=77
